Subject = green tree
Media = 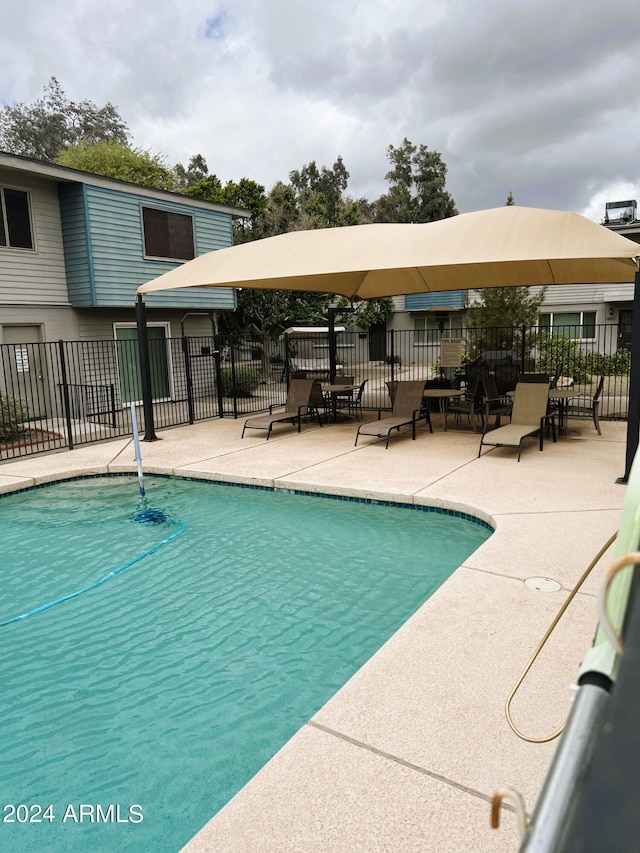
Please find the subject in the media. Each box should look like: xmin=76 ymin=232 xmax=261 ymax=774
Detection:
xmin=228 ymin=289 xmax=329 ymax=336
xmin=55 ymin=140 xmax=176 ymax=190
xmin=375 ymin=138 xmax=458 ymax=223
xmin=222 ymin=158 xmax=381 ymax=333
xmin=289 ymin=157 xmax=351 ymax=227
xmin=464 ymin=286 xmax=547 ymax=353
xmin=465 ymin=287 xmax=546 ymax=328
xmin=0 ymin=77 xmax=129 ymax=161
xmin=184 ymin=174 xmax=268 ymax=242
xmin=173 ymin=153 xmax=210 ymax=188
xmin=334 ymin=296 xmax=394 ymax=330
xmin=506 ymin=191 xmax=515 ymax=205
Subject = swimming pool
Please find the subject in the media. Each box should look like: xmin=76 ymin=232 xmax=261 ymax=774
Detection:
xmin=0 ymin=475 xmax=491 ymax=852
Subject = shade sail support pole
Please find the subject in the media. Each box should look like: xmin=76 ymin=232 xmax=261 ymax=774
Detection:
xmin=135 ymin=295 xmax=158 ymax=442
xmin=328 ymin=307 xmax=337 ymax=386
xmin=619 ymin=269 xmax=640 ymax=482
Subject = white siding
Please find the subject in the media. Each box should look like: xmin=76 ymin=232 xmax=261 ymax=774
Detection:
xmin=467 ymin=283 xmax=635 ymax=308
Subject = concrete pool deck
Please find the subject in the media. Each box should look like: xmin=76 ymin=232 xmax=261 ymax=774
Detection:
xmin=0 ymin=413 xmax=628 ymax=851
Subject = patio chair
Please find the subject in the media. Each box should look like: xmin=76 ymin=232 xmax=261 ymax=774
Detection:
xmin=494 ymin=362 xmax=519 ymax=395
xmin=355 ymin=380 xmax=432 ymax=449
xmin=241 ymin=378 xmax=323 ymax=439
xmin=348 ymin=379 xmax=368 ymax=421
xmin=446 ymin=379 xmax=485 ymax=432
xmin=478 ymin=382 xmax=556 ymax=461
xmin=325 ymin=375 xmax=354 ymax=417
xmin=518 ymin=372 xmax=550 ymax=383
xmin=386 ymin=380 xmax=398 ymax=407
xmin=565 ymin=375 xmax=604 ymax=435
xmin=481 ymin=373 xmax=513 ymax=432
xmin=517 ymin=370 xmax=564 ymax=432
xmin=307 ymin=379 xmax=329 ymax=423
xmin=550 ymin=362 xmax=563 ymax=390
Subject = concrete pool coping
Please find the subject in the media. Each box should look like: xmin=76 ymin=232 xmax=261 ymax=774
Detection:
xmin=0 ymin=413 xmax=628 ymax=851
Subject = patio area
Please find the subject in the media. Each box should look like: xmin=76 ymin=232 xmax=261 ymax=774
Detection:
xmin=0 ymin=411 xmax=628 ymax=852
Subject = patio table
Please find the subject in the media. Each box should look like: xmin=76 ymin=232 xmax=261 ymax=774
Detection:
xmin=549 ymin=387 xmax=581 ymax=433
xmin=321 ymin=384 xmax=359 ymax=422
xmin=422 ymin=388 xmax=465 ymax=431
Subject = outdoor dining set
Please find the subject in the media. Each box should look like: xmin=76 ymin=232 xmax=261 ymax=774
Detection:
xmin=241 ymin=369 xmax=604 ymax=459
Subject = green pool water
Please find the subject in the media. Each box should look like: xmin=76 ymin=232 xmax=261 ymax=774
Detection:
xmin=0 ymin=476 xmax=491 ymax=852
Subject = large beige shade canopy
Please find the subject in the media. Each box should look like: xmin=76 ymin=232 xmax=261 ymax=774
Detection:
xmin=137 ymin=206 xmax=640 ymax=300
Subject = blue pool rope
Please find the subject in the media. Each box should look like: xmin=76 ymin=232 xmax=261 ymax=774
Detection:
xmin=0 ymin=519 xmax=186 ymax=629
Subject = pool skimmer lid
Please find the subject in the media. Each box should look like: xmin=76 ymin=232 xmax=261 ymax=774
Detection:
xmin=525 ymin=577 xmax=562 ymax=592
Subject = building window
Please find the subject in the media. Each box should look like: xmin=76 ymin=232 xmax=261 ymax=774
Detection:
xmin=539 ymin=311 xmax=597 ymax=339
xmin=142 ymin=207 xmax=195 ymax=261
xmin=0 ymin=187 xmax=34 ymax=249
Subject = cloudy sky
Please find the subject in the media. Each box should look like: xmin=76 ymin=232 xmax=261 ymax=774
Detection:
xmin=2 ymin=0 xmax=639 ymax=221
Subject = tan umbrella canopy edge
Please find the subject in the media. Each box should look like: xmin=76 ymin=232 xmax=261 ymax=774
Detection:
xmin=137 ymin=206 xmax=640 ymax=300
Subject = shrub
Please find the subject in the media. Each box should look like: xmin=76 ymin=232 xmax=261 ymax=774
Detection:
xmin=0 ymin=394 xmax=29 ymax=442
xmin=535 ymin=332 xmax=589 ymax=383
xmin=536 ymin=331 xmax=631 ymax=384
xmin=383 ymin=354 xmax=401 ymax=365
xmin=219 ymin=366 xmax=261 ymax=398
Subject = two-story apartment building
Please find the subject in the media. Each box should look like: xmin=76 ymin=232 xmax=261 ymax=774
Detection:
xmin=0 ymin=151 xmax=248 ymax=412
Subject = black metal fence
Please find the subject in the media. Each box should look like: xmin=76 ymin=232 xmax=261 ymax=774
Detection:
xmin=0 ymin=322 xmax=630 ymax=462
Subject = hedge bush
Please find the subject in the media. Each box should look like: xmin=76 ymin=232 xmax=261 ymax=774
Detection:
xmin=219 ymin=366 xmax=261 ymax=398
xmin=536 ymin=331 xmax=630 ymax=383
xmin=0 ymin=394 xmax=29 ymax=442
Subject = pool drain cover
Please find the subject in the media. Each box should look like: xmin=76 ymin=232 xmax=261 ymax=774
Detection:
xmin=525 ymin=577 xmax=562 ymax=592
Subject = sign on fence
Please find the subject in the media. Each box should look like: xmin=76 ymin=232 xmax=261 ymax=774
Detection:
xmin=440 ymin=337 xmax=463 ymax=368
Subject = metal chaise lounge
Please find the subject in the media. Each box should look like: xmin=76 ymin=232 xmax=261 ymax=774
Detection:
xmin=478 ymin=381 xmax=556 ymax=461
xmin=241 ymin=378 xmax=323 ymax=439
xmin=355 ymin=380 xmax=432 ymax=449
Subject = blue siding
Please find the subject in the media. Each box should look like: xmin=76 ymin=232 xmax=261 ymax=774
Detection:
xmin=62 ymin=184 xmax=236 ymax=309
xmin=404 ymin=291 xmax=466 ymax=310
xmin=58 ymin=183 xmax=94 ymax=306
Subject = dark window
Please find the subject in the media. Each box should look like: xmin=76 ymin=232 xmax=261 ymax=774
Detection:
xmin=0 ymin=188 xmax=34 ymax=249
xmin=142 ymin=207 xmax=195 ymax=260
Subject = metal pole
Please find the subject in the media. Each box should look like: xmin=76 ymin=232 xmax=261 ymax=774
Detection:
xmin=214 ymin=349 xmax=224 ymax=418
xmin=619 ymin=269 xmax=640 ymax=482
xmin=284 ymin=333 xmax=291 ymax=386
xmin=228 ymin=336 xmax=238 ymax=418
xmin=328 ymin=306 xmax=337 ymax=385
xmin=390 ymin=330 xmax=396 ymax=381
xmin=135 ymin=295 xmax=157 ymax=441
xmin=519 ymin=683 xmax=610 ymax=852
xmin=58 ymin=339 xmax=74 ymax=451
xmin=130 ymin=402 xmax=145 ymax=498
xmin=182 ymin=335 xmax=195 ymax=424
